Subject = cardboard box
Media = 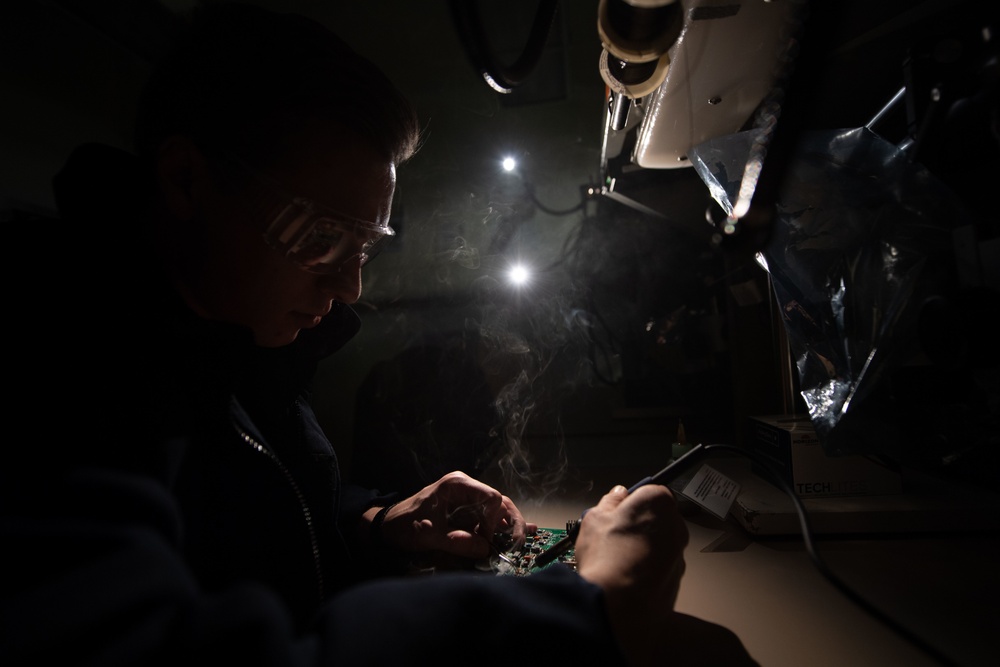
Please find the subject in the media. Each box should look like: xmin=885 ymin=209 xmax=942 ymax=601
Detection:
xmin=746 ymin=415 xmax=902 ymax=498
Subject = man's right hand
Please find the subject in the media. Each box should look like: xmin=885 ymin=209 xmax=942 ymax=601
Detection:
xmin=574 ymin=483 xmax=689 ymax=667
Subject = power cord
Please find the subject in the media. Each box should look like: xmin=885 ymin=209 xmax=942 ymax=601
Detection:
xmin=700 ymin=443 xmax=959 ymax=667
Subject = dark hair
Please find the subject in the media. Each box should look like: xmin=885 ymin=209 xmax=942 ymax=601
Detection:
xmin=133 ymin=2 xmax=422 ymax=168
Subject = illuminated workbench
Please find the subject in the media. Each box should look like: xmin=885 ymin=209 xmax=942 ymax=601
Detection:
xmin=515 ymin=461 xmax=999 ymax=667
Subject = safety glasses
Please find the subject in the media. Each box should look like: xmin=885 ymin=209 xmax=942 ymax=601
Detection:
xmin=223 ymin=157 xmax=395 ymax=274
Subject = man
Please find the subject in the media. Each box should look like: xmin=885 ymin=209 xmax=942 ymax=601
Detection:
xmin=2 ymin=3 xmax=756 ymax=666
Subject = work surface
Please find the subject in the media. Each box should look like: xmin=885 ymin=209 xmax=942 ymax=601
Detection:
xmin=512 ymin=465 xmax=1000 ymax=667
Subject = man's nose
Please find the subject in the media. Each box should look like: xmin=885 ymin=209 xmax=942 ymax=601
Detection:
xmin=317 ymin=256 xmax=363 ymax=304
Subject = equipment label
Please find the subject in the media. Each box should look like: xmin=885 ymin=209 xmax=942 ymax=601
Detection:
xmin=679 ymin=465 xmax=741 ymax=520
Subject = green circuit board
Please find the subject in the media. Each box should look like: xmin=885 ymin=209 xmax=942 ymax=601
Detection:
xmin=494 ymin=523 xmax=577 ymax=577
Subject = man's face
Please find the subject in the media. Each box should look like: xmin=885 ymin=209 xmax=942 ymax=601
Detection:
xmin=177 ymin=121 xmax=396 ymax=347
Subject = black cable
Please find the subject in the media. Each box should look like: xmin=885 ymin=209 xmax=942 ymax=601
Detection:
xmin=447 ymin=0 xmax=560 ymax=92
xmin=699 ymin=443 xmax=960 ymax=667
xmin=529 ymin=190 xmax=585 ymax=217
xmin=534 ymin=441 xmax=959 ymax=665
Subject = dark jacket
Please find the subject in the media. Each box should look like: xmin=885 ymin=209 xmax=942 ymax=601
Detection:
xmin=0 ymin=144 xmax=626 ymax=666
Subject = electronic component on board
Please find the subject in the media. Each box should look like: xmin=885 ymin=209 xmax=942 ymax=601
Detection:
xmin=492 ymin=527 xmax=577 ymax=577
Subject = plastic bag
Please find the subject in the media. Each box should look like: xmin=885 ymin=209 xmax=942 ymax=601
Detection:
xmin=690 ymin=127 xmax=960 ymax=457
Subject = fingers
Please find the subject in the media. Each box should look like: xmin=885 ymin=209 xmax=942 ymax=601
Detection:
xmin=442 ymin=527 xmax=492 ymax=558
xmin=591 ymin=483 xmax=676 ymax=527
xmin=626 ymin=484 xmax=689 ymax=552
xmin=595 ymin=484 xmax=630 ymax=512
xmin=499 ymin=495 xmax=528 ymax=544
xmin=606 ymin=484 xmax=680 ymax=526
xmin=436 ymin=472 xmax=528 ymax=539
xmin=409 ymin=472 xmax=526 ymax=557
xmin=393 ymin=472 xmax=539 ymax=558
xmin=576 ymin=482 xmax=688 ymax=575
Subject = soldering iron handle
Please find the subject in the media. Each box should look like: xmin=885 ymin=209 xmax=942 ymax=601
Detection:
xmin=648 ymin=443 xmax=707 ymax=487
xmin=624 ymin=476 xmax=654 ymax=494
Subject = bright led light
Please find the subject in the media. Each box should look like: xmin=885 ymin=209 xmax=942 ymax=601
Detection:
xmin=502 ymin=157 xmax=517 ymax=172
xmin=508 ymin=264 xmax=530 ymax=285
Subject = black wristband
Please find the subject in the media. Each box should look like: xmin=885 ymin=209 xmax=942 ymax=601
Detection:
xmin=370 ymin=502 xmax=397 ymax=548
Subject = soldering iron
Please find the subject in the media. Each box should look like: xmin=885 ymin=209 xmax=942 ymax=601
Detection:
xmin=530 ymin=443 xmax=709 ymax=569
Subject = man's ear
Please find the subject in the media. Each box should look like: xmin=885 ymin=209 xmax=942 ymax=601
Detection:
xmin=155 ymin=135 xmax=211 ymax=221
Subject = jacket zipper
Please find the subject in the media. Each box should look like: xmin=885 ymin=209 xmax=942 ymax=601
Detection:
xmin=236 ymin=425 xmax=326 ymax=601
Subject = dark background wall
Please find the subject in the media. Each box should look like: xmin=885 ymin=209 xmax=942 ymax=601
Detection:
xmin=3 ymin=0 xmax=996 ymax=499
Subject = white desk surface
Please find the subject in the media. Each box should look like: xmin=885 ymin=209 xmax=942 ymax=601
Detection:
xmin=513 ymin=466 xmax=999 ymax=667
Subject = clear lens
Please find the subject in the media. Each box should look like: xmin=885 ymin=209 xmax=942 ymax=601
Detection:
xmin=263 ymin=198 xmax=394 ymax=274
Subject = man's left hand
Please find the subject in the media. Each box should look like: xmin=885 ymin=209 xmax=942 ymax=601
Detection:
xmin=368 ymin=471 xmax=534 ymax=559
